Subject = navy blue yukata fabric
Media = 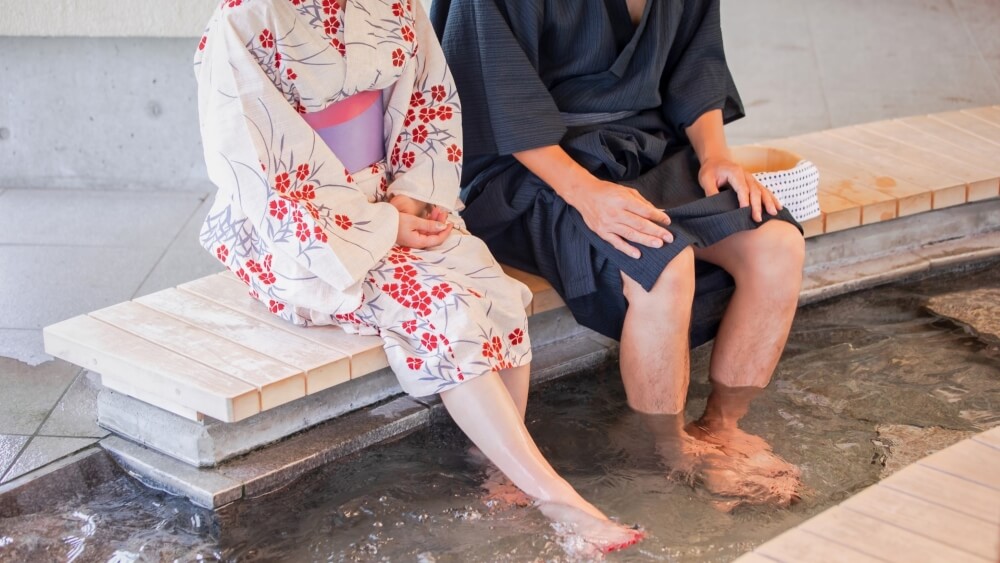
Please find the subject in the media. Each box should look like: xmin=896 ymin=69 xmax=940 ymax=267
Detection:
xmin=432 ymin=0 xmax=802 ymax=344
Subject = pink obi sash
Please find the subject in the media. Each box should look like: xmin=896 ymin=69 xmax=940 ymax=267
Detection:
xmin=301 ymin=90 xmax=386 ymax=174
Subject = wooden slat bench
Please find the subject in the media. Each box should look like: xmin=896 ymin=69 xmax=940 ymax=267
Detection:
xmin=42 ymin=107 xmax=1000 ymax=458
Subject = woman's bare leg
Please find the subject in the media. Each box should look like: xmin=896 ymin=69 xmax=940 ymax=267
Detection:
xmin=440 ymin=371 xmax=643 ymax=550
xmin=500 ymin=364 xmax=531 ymax=420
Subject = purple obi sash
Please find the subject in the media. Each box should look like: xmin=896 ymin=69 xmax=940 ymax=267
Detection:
xmin=302 ymin=90 xmax=386 ymax=173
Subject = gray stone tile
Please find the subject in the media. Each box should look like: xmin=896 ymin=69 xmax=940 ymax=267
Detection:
xmin=0 ymin=244 xmax=163 ymax=329
xmin=0 ymin=435 xmax=30 ymax=479
xmin=1 ymin=436 xmax=97 ymax=483
xmin=0 ymin=329 xmax=50 ymax=366
xmin=135 ymin=194 xmax=225 ymax=297
xmin=38 ymin=371 xmax=107 ymax=439
xmin=723 ymin=0 xmax=832 ymax=140
xmin=953 ymin=0 xmax=1000 ymax=89
xmin=805 ymin=0 xmax=1000 ymax=127
xmin=101 ymin=436 xmax=243 ymax=509
xmin=0 ymin=358 xmax=80 ymax=435
xmin=0 ymin=189 xmax=204 ymax=247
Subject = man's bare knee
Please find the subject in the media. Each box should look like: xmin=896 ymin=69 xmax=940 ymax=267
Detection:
xmin=738 ymin=223 xmax=804 ymax=290
xmin=622 ymin=247 xmax=695 ymax=304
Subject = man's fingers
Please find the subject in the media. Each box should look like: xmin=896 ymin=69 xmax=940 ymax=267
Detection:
xmin=700 ymin=169 xmax=720 ymax=196
xmin=728 ymin=173 xmax=751 ymax=209
xmin=619 ymin=214 xmax=674 ymax=245
xmin=603 ymin=232 xmax=641 ymax=259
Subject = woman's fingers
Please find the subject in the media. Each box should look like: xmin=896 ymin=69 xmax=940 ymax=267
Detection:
xmin=397 ymin=214 xmax=452 ymax=248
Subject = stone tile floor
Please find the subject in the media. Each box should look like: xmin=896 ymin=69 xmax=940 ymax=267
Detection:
xmin=2 ymin=0 xmax=1000 ymax=486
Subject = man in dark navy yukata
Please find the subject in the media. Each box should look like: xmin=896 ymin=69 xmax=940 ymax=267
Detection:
xmin=433 ymin=0 xmax=805 ymax=505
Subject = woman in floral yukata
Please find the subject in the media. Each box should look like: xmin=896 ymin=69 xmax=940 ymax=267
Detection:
xmin=193 ymin=0 xmax=643 ymax=552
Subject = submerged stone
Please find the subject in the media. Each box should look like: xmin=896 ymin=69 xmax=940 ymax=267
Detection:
xmin=873 ymin=424 xmax=975 ymax=478
xmin=925 ymin=288 xmax=1000 ymax=345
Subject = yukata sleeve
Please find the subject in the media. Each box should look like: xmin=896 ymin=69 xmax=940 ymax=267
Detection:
xmin=431 ymin=0 xmax=566 ymax=158
xmin=384 ymin=3 xmax=464 ymax=213
xmin=199 ymin=5 xmax=399 ymax=293
xmin=659 ymin=0 xmax=745 ymax=137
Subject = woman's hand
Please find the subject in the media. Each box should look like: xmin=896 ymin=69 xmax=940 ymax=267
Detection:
xmin=697 ymin=157 xmax=782 ymax=223
xmin=390 ymin=193 xmax=453 ymax=249
xmin=563 ymin=177 xmax=673 ymax=259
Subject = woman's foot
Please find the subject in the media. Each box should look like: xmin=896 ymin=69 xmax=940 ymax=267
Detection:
xmin=480 ymin=466 xmax=533 ymax=511
xmin=538 ymin=501 xmax=645 ymax=554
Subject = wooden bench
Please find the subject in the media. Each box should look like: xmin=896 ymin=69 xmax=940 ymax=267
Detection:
xmin=42 ymin=107 xmax=1000 ymax=453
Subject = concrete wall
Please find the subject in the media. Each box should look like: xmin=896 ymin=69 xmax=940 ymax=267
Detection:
xmin=0 ymin=0 xmax=214 ymax=37
xmin=0 ymin=37 xmax=211 ymax=191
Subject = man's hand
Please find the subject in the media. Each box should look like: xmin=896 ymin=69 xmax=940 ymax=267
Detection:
xmin=390 ymin=193 xmax=453 ymax=249
xmin=698 ymin=157 xmax=782 ymax=223
xmin=563 ymin=177 xmax=673 ymax=259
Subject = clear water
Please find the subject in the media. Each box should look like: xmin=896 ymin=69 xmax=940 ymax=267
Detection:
xmin=2 ymin=263 xmax=998 ymax=562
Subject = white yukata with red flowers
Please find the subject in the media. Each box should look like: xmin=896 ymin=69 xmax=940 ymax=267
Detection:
xmin=194 ymin=0 xmax=532 ymax=396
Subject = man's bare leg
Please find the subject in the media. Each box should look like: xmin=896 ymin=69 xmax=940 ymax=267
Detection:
xmin=687 ymin=221 xmax=805 ymax=506
xmin=620 ymin=246 xmax=696 ymax=415
xmin=694 ymin=221 xmax=804 ymax=389
xmin=441 ymin=371 xmax=643 ymax=551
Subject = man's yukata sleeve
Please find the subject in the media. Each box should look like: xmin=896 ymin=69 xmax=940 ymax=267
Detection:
xmin=659 ymin=0 xmax=745 ymax=138
xmin=384 ymin=3 xmax=464 ymax=213
xmin=199 ymin=5 xmax=399 ymax=295
xmin=431 ymin=0 xmax=566 ymax=158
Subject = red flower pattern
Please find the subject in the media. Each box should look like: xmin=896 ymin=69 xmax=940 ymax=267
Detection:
xmin=402 ymin=320 xmax=417 ymax=334
xmin=418 ymin=107 xmax=436 ymax=123
xmin=447 ymin=144 xmax=463 ymax=163
xmin=286 ymin=68 xmax=297 ymax=80
xmin=391 ymin=48 xmax=405 ymax=67
xmin=437 ymin=105 xmax=453 ymax=121
xmin=410 ymin=92 xmax=426 ymax=107
xmin=401 ymin=25 xmax=415 ymax=42
xmin=331 ymin=38 xmax=346 ymax=57
xmin=334 ymin=214 xmax=352 ymax=230
xmin=508 ymin=328 xmax=524 ymax=346
xmin=215 ymin=245 xmax=229 ymax=263
xmin=321 ymin=0 xmax=340 ymax=15
xmin=268 ymin=199 xmax=289 ymax=219
xmin=273 ymin=172 xmax=290 ymax=193
xmin=313 ymin=226 xmax=328 ymax=242
xmin=401 ymin=151 xmax=415 ymax=168
xmin=235 ymin=268 xmax=251 ymax=285
xmin=430 ymin=84 xmax=446 ymax=102
xmin=295 ymin=222 xmax=310 ymax=241
xmin=392 ymin=2 xmax=404 ymax=17
xmin=269 ymin=300 xmax=285 ymax=313
xmin=246 ymin=259 xmax=263 ymax=274
xmin=259 ymin=29 xmax=274 ymax=49
xmin=198 ymin=36 xmax=207 ymax=51
xmin=431 ymin=283 xmax=452 ymax=299
xmin=323 ymin=17 xmax=340 ymax=36
xmin=421 ymin=332 xmax=438 ymax=351
xmin=411 ymin=125 xmax=428 ymax=144
xmin=406 ymin=357 xmax=423 ymax=370
xmin=259 ymin=272 xmax=276 ymax=285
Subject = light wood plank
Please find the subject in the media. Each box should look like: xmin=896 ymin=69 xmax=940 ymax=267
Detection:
xmin=43 ymin=316 xmax=259 ymax=422
xmin=731 ymin=552 xmax=778 ymax=563
xmin=881 ymin=463 xmax=1000 ymax=525
xmin=793 ymin=131 xmax=969 ymax=209
xmin=919 ymin=439 xmax=1000 ymax=491
xmin=755 ymin=528 xmax=884 ymax=563
xmin=502 ymin=265 xmax=565 ymax=314
xmin=800 ymin=215 xmax=824 ymax=238
xmin=843 ymin=485 xmax=999 ymax=560
xmin=91 ymin=301 xmax=306 ymax=411
xmin=135 ymin=289 xmax=350 ymax=394
xmin=801 ymin=506 xmax=986 ymax=563
xmin=973 ymin=426 xmax=1000 ymax=451
xmin=893 ymin=115 xmax=1000 ymax=164
xmin=101 ymin=374 xmax=203 ymax=421
xmin=181 ymin=274 xmax=388 ymax=378
xmin=929 ymin=112 xmax=1000 ymax=148
xmin=816 ymin=191 xmax=861 ymax=233
xmin=830 ymin=126 xmax=996 ymax=191
xmin=862 ymin=120 xmax=1000 ymax=176
xmin=767 ymin=138 xmax=933 ymax=218
xmin=962 ymin=107 xmax=1000 ymax=129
